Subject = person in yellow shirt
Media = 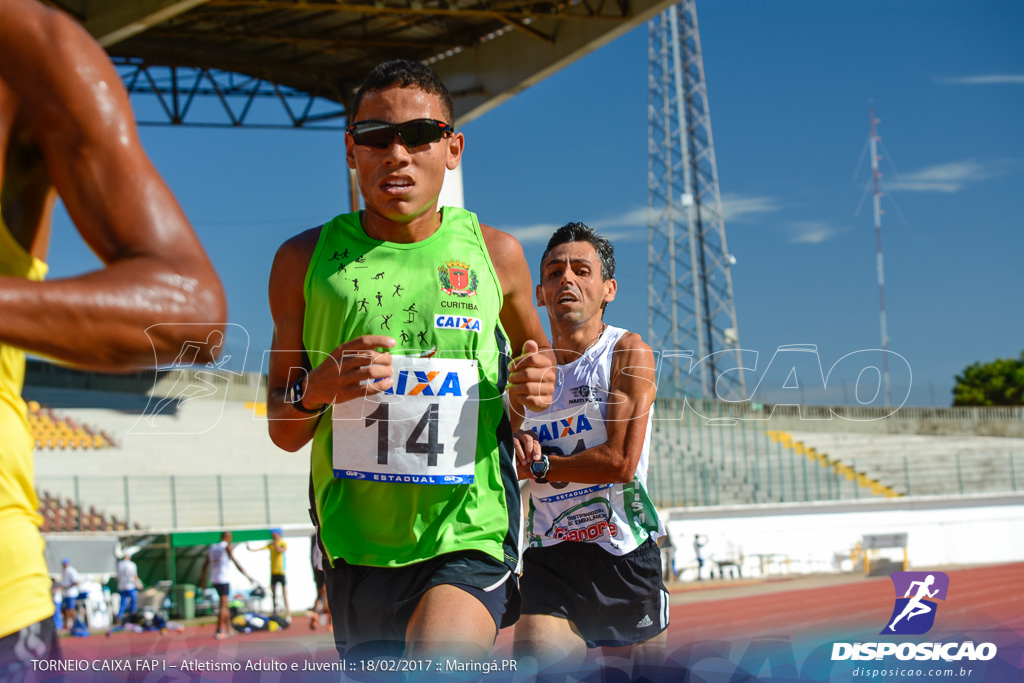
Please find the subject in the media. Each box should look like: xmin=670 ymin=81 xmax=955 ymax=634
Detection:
xmin=0 ymin=0 xmax=225 ymax=676
xmin=248 ymin=529 xmax=290 ymax=620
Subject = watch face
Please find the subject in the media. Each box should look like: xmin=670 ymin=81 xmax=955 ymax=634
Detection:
xmin=530 ymin=458 xmax=548 ymax=477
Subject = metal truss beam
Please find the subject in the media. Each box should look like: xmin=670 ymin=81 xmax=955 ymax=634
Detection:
xmin=115 ymin=59 xmax=347 ymax=128
xmin=46 ymin=0 xmax=213 ymax=47
xmin=206 ymin=0 xmax=632 ymax=23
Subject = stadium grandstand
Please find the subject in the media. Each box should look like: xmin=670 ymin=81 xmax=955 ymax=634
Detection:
xmin=30 ymin=360 xmax=1022 ymax=517
xmin=29 ymin=360 xmax=308 ymax=533
xmin=30 ymin=360 xmax=1024 ymax=590
xmin=646 ymin=398 xmax=1024 ymax=508
xmin=26 ymin=357 xmax=1024 ymax=673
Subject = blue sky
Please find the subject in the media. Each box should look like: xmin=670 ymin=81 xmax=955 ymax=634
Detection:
xmin=50 ymin=0 xmax=1023 ymax=406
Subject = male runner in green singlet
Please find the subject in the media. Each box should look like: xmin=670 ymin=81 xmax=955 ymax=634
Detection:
xmin=266 ymin=60 xmax=556 ymax=659
xmin=0 ymin=1 xmax=226 ymax=679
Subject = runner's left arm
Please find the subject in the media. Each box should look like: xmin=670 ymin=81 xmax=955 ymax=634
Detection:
xmin=480 ymin=224 xmax=556 ymax=426
xmin=515 ymin=332 xmax=656 ymax=484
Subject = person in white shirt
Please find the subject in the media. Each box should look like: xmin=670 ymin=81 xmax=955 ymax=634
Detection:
xmin=116 ymin=552 xmax=143 ymax=623
xmin=199 ymin=531 xmax=253 ymax=639
xmin=57 ymin=559 xmax=80 ymax=632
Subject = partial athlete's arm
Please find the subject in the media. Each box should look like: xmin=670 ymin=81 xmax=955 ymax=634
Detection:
xmin=480 ymin=224 xmax=556 ymax=422
xmin=267 ymin=229 xmax=327 ymax=451
xmin=226 ymin=545 xmax=253 ymax=582
xmin=267 ymin=229 xmax=395 ymax=451
xmin=517 ymin=333 xmax=657 ymax=484
xmin=0 ymin=1 xmax=225 ymax=369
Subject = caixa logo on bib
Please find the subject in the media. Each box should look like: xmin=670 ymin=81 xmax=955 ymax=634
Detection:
xmin=531 ymin=415 xmax=594 ymax=443
xmin=383 ymin=369 xmax=463 ymax=396
xmin=434 ymin=314 xmax=482 ymax=333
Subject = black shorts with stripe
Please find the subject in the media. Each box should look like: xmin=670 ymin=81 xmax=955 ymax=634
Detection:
xmin=520 ymin=537 xmax=669 ymax=648
xmin=323 ymin=550 xmax=519 ymax=658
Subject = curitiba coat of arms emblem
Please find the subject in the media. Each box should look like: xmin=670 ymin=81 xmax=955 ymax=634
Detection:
xmin=438 ymin=259 xmax=479 ymax=297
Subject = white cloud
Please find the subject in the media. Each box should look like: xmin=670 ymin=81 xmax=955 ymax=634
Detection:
xmin=886 ymin=159 xmax=998 ymax=193
xmin=502 ymin=209 xmax=651 ymax=246
xmin=935 ymin=74 xmax=1024 ymax=85
xmin=788 ymin=221 xmax=844 ymax=245
xmin=503 ymin=222 xmax=561 ymax=245
xmin=502 ymin=193 xmax=780 ymax=244
xmin=720 ymin=193 xmax=782 ymax=222
xmin=591 ymin=207 xmax=649 ymax=231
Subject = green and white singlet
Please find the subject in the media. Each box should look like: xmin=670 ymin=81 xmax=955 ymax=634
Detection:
xmin=303 ymin=207 xmax=520 ymax=572
xmin=523 ymin=325 xmax=664 ymax=555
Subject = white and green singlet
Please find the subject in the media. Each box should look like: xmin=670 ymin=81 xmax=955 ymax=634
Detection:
xmin=523 ymin=325 xmax=664 ymax=555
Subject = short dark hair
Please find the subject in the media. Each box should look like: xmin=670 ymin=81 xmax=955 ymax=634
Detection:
xmin=351 ymin=60 xmax=454 ymax=125
xmin=540 ymin=222 xmax=616 ymax=281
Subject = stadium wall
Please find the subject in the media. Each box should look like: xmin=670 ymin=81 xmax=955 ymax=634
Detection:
xmin=664 ymin=492 xmax=1024 ymax=578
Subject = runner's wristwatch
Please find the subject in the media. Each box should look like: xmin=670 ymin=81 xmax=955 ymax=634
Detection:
xmin=530 ymin=453 xmax=550 ymax=484
xmin=287 ymin=376 xmax=323 ymax=414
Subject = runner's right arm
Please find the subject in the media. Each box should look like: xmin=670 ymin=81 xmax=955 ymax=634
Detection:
xmin=267 ymin=228 xmax=395 ymax=451
xmin=0 ymin=0 xmax=225 ymax=369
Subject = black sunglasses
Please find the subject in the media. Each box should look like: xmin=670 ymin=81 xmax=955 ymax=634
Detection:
xmin=346 ymin=118 xmax=454 ymax=149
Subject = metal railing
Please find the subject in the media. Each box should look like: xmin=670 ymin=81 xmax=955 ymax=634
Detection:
xmin=36 ymin=474 xmax=308 ymax=532
xmin=645 ymin=404 xmax=1022 ymax=508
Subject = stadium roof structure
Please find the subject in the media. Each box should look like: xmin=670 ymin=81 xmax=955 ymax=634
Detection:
xmin=53 ymin=0 xmax=676 ymax=127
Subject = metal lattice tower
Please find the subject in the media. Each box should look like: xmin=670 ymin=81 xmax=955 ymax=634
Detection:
xmin=647 ymin=1 xmax=745 ymax=401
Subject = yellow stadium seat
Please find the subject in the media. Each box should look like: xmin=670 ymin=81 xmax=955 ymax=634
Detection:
xmin=245 ymin=401 xmax=268 ymax=417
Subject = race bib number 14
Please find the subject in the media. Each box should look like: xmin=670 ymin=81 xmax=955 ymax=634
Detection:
xmin=332 ymin=357 xmax=480 ymax=484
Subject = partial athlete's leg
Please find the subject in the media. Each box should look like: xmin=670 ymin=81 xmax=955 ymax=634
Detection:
xmin=126 ymin=589 xmax=137 ymax=618
xmin=514 ymin=613 xmax=587 ymax=680
xmin=322 ymin=585 xmax=333 ymax=630
xmin=404 ymin=584 xmax=495 ymax=659
xmin=600 ymin=628 xmax=668 ymax=683
xmin=117 ymin=591 xmax=128 ymax=623
xmin=282 ymin=584 xmax=291 ymax=622
xmin=216 ymin=594 xmax=230 ymax=638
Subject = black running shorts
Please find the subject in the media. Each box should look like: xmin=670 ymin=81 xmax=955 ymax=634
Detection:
xmin=520 ymin=537 xmax=669 ymax=648
xmin=323 ymin=550 xmax=520 ymax=657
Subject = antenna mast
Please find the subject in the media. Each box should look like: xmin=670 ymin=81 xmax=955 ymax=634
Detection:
xmin=869 ymin=106 xmax=892 ymax=406
xmin=647 ymin=1 xmax=745 ymax=401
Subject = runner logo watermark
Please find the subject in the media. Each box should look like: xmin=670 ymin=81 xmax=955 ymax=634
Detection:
xmin=832 ymin=571 xmax=998 ymax=663
xmin=883 ymin=571 xmax=949 ymax=635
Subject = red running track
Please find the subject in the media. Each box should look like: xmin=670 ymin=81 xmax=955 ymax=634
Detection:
xmin=57 ymin=562 xmax=1023 ymax=678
